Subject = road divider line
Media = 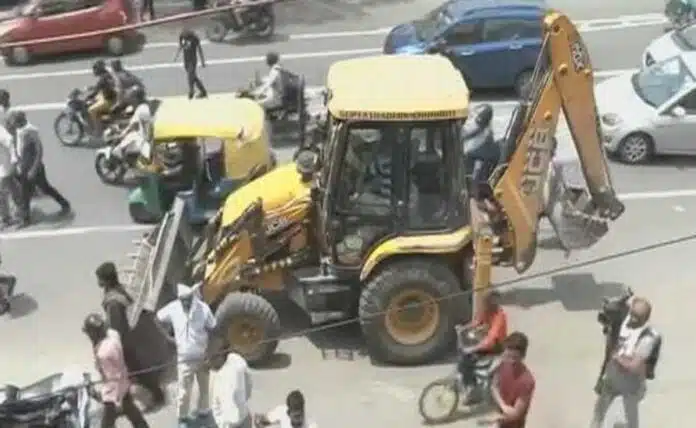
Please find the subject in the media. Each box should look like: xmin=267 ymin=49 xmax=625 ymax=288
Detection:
xmin=142 ymin=13 xmax=668 ymax=49
xmin=15 ymin=68 xmax=637 ymax=112
xmin=3 ymin=188 xmax=696 ymax=240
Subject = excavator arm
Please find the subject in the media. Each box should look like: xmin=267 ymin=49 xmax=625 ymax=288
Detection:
xmin=470 ymin=11 xmax=626 ymax=310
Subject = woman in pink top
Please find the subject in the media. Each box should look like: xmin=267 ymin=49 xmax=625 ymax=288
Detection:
xmin=83 ymin=313 xmax=150 ymax=428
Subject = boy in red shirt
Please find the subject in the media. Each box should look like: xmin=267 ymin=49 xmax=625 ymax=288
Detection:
xmin=483 ymin=332 xmax=536 ymax=428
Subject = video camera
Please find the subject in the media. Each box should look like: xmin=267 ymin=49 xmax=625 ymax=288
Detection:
xmin=597 ymin=287 xmax=633 ymax=335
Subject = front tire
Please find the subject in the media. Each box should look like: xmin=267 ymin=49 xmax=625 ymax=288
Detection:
xmin=205 ymin=19 xmax=229 ymax=42
xmin=215 ymin=292 xmax=280 ymax=367
xmin=359 ymin=259 xmax=463 ymax=365
xmin=7 ymin=46 xmax=30 ymax=66
xmin=129 ymin=202 xmax=159 ymax=224
xmin=418 ymin=378 xmax=460 ymax=424
xmin=54 ymin=113 xmax=84 ymax=146
xmin=94 ymin=152 xmax=127 ymax=184
xmin=105 ymin=34 xmax=126 ymax=56
xmin=248 ymin=8 xmax=275 ymax=39
xmin=617 ymin=133 xmax=653 ymax=164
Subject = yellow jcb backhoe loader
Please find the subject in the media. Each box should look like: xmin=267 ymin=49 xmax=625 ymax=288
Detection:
xmin=123 ymin=10 xmax=625 ymax=367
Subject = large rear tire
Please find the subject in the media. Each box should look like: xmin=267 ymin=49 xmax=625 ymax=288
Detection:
xmin=359 ymin=259 xmax=463 ymax=365
xmin=215 ymin=292 xmax=280 ymax=367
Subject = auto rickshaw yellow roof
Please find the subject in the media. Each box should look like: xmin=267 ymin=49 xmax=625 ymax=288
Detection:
xmin=153 ymin=94 xmax=265 ymax=141
xmin=326 ymin=55 xmax=469 ymax=121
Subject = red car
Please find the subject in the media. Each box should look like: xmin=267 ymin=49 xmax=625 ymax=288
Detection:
xmin=0 ymin=0 xmax=137 ymax=65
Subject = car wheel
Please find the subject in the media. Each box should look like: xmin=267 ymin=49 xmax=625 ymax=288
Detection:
xmin=618 ymin=133 xmax=653 ymax=164
xmin=9 ymin=46 xmax=30 ymax=66
xmin=515 ymin=70 xmax=534 ymax=98
xmin=105 ymin=35 xmax=125 ymax=56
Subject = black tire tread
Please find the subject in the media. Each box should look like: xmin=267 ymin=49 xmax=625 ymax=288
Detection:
xmin=215 ymin=292 xmax=280 ymax=366
xmin=618 ymin=132 xmax=653 ymax=164
xmin=358 ymin=258 xmax=462 ymax=365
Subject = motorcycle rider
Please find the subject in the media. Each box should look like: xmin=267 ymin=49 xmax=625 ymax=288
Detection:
xmin=110 ymin=86 xmax=152 ymax=160
xmin=456 ymin=290 xmax=508 ymax=400
xmin=109 ymin=59 xmax=145 ymax=117
xmin=86 ymin=60 xmax=118 ymax=138
xmin=251 ymin=52 xmax=284 ymax=110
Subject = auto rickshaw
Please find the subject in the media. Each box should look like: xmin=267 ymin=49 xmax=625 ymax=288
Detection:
xmin=127 ymin=94 xmax=276 ymax=225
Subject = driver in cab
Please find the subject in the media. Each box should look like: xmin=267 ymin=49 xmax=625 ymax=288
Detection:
xmin=457 ymin=290 xmax=507 ymax=398
xmin=251 ymin=52 xmax=284 ymax=110
xmin=86 ymin=60 xmax=117 ymax=138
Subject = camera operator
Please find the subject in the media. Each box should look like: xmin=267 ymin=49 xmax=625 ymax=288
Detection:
xmin=591 ymin=296 xmax=661 ymax=428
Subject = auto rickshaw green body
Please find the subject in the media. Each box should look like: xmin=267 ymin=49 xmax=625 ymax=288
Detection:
xmin=127 ymin=94 xmax=275 ymax=225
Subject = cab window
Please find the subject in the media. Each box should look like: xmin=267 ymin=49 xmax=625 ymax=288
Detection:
xmin=407 ymin=124 xmax=452 ymax=229
xmin=677 ymin=88 xmax=696 ymax=113
xmin=483 ymin=18 xmax=541 ymax=42
xmin=444 ymin=20 xmax=481 ymax=45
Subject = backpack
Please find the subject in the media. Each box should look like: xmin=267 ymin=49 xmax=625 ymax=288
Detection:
xmin=640 ymin=328 xmax=662 ymax=380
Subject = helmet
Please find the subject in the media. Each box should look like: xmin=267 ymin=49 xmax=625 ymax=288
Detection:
xmin=109 ymin=59 xmax=123 ymax=72
xmin=474 ymin=103 xmax=493 ymax=128
xmin=265 ymin=51 xmax=279 ymax=67
xmin=82 ymin=312 xmax=106 ymax=335
xmin=7 ymin=110 xmax=26 ymax=129
xmin=92 ymin=59 xmax=106 ymax=75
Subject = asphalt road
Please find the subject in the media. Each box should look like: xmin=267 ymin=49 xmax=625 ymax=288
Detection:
xmin=0 ymin=1 xmax=694 ymax=427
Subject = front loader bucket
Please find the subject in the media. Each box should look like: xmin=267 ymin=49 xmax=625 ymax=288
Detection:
xmin=121 ymin=197 xmax=197 ymax=378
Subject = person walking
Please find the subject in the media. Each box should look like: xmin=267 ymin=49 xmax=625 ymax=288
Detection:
xmin=157 ymin=283 xmax=216 ymax=427
xmin=82 ymin=313 xmax=150 ymax=428
xmin=0 ymin=89 xmax=10 ymax=123
xmin=208 ymin=339 xmax=253 ymax=428
xmin=0 ymin=123 xmax=17 ymax=228
xmin=140 ymin=0 xmax=155 ymax=21
xmin=7 ymin=110 xmax=71 ymax=228
xmin=590 ymin=297 xmax=660 ymax=428
xmin=174 ymin=29 xmax=208 ymax=99
xmin=96 ymin=262 xmax=166 ymax=411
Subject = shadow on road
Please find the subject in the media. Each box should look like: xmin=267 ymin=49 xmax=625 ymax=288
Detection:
xmin=499 ymin=273 xmax=626 ymax=312
xmin=7 ymin=292 xmax=38 ymax=319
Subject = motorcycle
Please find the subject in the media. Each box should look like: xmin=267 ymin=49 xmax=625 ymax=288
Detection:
xmin=94 ymin=125 xmax=147 ymax=185
xmin=205 ymin=0 xmax=275 ymax=42
xmin=0 ymin=371 xmax=92 ymax=427
xmin=665 ymin=0 xmax=696 ymax=28
xmin=417 ymin=325 xmax=501 ymax=424
xmin=53 ymin=88 xmax=132 ymax=147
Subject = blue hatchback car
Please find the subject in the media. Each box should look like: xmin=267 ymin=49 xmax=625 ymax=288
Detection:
xmin=383 ymin=0 xmax=547 ymax=95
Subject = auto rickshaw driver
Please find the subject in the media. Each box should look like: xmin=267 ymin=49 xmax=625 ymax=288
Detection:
xmin=85 ymin=60 xmax=117 ymax=137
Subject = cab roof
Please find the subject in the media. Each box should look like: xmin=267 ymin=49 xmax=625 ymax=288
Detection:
xmin=153 ymin=93 xmax=265 ymax=141
xmin=326 ymin=55 xmax=469 ymax=121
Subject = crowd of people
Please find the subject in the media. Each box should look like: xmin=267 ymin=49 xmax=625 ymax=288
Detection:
xmin=89 ymin=261 xmax=317 ymax=428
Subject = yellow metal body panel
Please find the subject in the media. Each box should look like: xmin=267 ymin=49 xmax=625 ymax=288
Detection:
xmin=219 ymin=163 xmax=312 ymax=227
xmin=359 ymin=226 xmax=474 ymax=281
xmin=152 ymin=94 xmax=272 ymax=180
xmin=326 ymin=55 xmax=469 ymax=121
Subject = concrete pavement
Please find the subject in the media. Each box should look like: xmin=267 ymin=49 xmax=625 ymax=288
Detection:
xmin=1 ymin=196 xmax=694 ymax=427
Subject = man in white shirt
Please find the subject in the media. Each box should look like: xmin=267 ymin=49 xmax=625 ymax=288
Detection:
xmin=256 ymin=390 xmax=317 ymax=428
xmin=0 ymin=124 xmax=17 ymax=228
xmin=156 ymin=283 xmax=216 ymax=427
xmin=252 ymin=52 xmax=284 ymax=110
xmin=208 ymin=339 xmax=253 ymax=428
xmin=112 ymin=86 xmax=152 ymax=160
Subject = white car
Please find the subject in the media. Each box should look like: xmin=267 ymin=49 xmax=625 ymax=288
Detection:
xmin=642 ymin=22 xmax=696 ymax=68
xmin=598 ymin=52 xmax=696 ymax=164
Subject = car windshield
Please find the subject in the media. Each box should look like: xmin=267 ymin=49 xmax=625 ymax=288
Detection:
xmin=413 ymin=2 xmax=454 ymax=41
xmin=632 ymin=56 xmax=696 ymax=107
xmin=675 ymin=23 xmax=696 ymax=49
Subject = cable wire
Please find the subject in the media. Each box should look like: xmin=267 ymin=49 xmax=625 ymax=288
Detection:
xmin=10 ymin=231 xmax=696 ymax=401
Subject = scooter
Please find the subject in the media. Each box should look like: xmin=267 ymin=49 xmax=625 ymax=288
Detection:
xmin=94 ymin=126 xmax=146 ymax=185
xmin=417 ymin=325 xmax=501 ymax=424
xmin=205 ymin=0 xmax=275 ymax=42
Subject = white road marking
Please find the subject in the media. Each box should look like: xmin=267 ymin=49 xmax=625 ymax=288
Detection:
xmin=14 ymin=68 xmax=636 ymax=112
xmin=4 ymin=188 xmax=696 ymax=241
xmin=142 ymin=13 xmax=668 ymax=49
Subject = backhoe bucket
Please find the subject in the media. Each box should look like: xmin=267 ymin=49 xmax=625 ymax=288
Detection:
xmin=122 ymin=197 xmax=197 ymax=378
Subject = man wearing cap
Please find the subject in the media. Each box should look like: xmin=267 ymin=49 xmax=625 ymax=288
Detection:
xmin=157 ymin=283 xmax=216 ymax=427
